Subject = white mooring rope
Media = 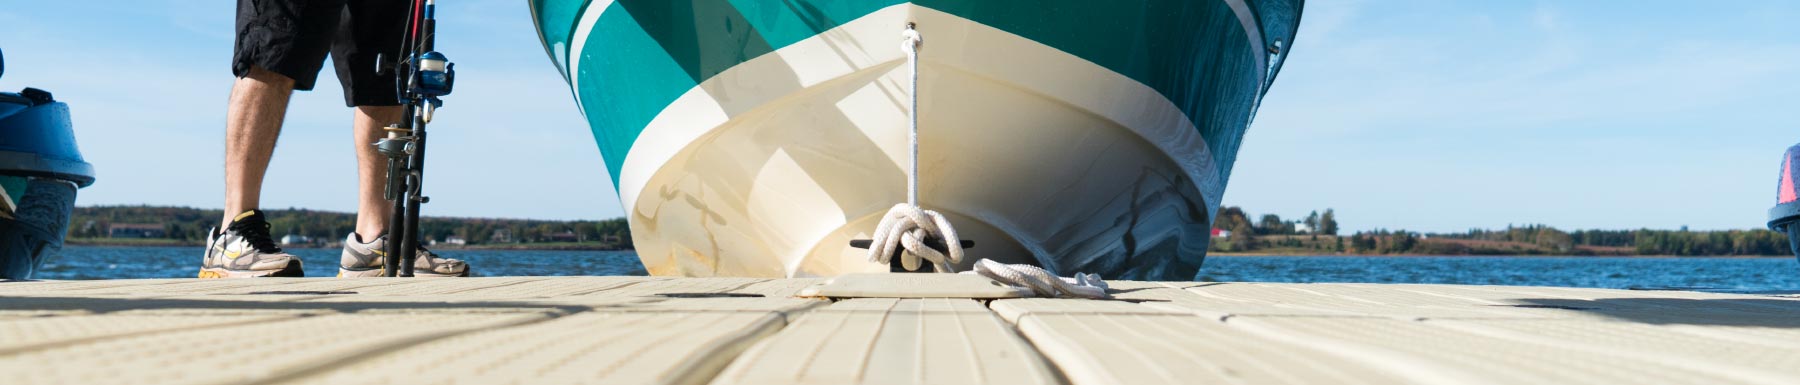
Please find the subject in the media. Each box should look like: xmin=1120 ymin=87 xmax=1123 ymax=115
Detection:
xmin=901 ymin=24 xmax=922 ymax=207
xmin=868 ymin=203 xmax=963 ymax=272
xmin=970 ymin=259 xmax=1110 ymax=299
xmin=868 ymin=24 xmax=964 ymax=272
xmin=865 ymin=23 xmax=1108 ymax=299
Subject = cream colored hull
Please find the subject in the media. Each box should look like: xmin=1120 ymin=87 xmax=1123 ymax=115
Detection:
xmin=620 ymin=6 xmax=1221 ymax=278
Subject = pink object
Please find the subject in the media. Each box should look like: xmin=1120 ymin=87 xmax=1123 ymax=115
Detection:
xmin=1781 ymin=156 xmax=1797 ymax=204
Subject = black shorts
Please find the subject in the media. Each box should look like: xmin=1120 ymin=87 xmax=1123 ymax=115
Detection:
xmin=232 ymin=0 xmax=409 ymax=107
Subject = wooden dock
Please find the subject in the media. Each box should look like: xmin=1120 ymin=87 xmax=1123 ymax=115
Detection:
xmin=3 ymin=276 xmax=1800 ymax=385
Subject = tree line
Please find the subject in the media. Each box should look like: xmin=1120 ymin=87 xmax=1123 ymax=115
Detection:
xmin=1210 ymin=206 xmax=1340 ymax=252
xmin=67 ymin=205 xmax=632 ymax=248
xmin=1211 ymin=207 xmax=1791 ymax=256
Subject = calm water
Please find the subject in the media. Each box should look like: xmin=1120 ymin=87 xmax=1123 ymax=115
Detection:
xmin=32 ymin=246 xmax=1800 ymax=291
xmin=1201 ymin=255 xmax=1800 ymax=291
xmin=37 ymin=246 xmax=647 ymax=279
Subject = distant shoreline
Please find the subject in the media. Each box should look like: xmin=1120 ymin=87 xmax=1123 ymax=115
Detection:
xmin=63 ymin=238 xmax=634 ymax=252
xmin=65 ymin=206 xmax=637 ymax=252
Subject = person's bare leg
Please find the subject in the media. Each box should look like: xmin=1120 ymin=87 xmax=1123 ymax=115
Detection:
xmin=222 ymin=67 xmax=295 ymax=229
xmin=353 ymin=106 xmax=403 ymax=240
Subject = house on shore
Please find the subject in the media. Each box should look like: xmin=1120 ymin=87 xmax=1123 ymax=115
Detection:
xmin=108 ymin=223 xmax=166 ymax=238
xmin=433 ymin=236 xmax=467 ymax=246
xmin=548 ymin=231 xmax=580 ymax=243
xmin=280 ymin=234 xmax=312 ymax=247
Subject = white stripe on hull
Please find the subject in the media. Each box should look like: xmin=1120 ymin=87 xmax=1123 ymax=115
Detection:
xmin=566 ymin=0 xmax=616 ymax=113
xmin=611 ymin=5 xmax=1222 ymax=277
xmin=1223 ymin=0 xmax=1269 ymax=96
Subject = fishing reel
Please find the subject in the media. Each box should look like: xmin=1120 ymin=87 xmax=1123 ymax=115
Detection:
xmin=411 ymin=51 xmax=455 ymax=98
xmin=407 ymin=51 xmax=454 ymax=124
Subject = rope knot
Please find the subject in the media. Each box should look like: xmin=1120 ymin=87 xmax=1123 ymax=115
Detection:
xmin=900 ymin=23 xmax=923 ymax=55
xmin=867 ymin=203 xmax=964 ymax=272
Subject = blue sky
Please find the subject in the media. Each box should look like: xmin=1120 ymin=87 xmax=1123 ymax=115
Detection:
xmin=1 ymin=1 xmax=1795 ymax=232
xmin=1238 ymin=0 xmax=1800 ymax=232
xmin=0 ymin=0 xmax=615 ymax=222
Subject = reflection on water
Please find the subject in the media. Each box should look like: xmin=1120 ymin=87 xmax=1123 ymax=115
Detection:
xmin=28 ymin=247 xmax=1800 ymax=292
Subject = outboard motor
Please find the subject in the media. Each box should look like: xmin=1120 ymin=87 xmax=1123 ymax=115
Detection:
xmin=0 ymin=48 xmax=96 ymax=280
xmin=1769 ymin=144 xmax=1800 ymax=262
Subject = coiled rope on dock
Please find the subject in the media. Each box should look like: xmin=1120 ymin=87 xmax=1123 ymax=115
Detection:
xmin=865 ymin=23 xmax=1108 ymax=299
xmin=971 ymin=259 xmax=1110 ymax=299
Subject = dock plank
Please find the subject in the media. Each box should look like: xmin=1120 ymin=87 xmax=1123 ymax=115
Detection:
xmin=712 ymin=298 xmax=1059 ymax=385
xmin=0 ymin=278 xmax=275 ymax=295
xmin=4 ymin=310 xmax=559 ymax=385
xmin=1225 ymin=316 xmax=1779 ymax=385
xmin=1167 ymin=282 xmax=1566 ymax=319
xmin=367 ymin=276 xmax=661 ymax=297
xmin=570 ymin=277 xmax=772 ymax=297
xmin=290 ymin=298 xmax=822 ymax=385
xmin=993 ymin=298 xmax=1412 ymax=385
xmin=1429 ymin=318 xmax=1800 ymax=383
xmin=0 ymin=293 xmax=325 ymax=316
xmin=734 ymin=278 xmax=827 ymax=298
xmin=0 ymin=313 xmax=294 ymax=355
xmin=1099 ymin=281 xmax=1371 ymax=318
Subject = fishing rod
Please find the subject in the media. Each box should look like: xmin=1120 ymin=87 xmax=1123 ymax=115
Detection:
xmin=375 ymin=0 xmax=455 ymax=277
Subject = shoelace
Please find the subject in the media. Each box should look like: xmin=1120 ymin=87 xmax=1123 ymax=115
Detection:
xmin=229 ymin=219 xmax=283 ymax=253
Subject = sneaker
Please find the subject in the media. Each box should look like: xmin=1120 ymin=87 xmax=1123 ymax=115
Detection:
xmin=199 ymin=210 xmax=304 ymax=278
xmin=339 ymin=233 xmax=470 ymax=277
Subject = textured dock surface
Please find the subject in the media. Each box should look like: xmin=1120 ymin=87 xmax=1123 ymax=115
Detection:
xmin=4 ymin=277 xmax=1800 ymax=385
